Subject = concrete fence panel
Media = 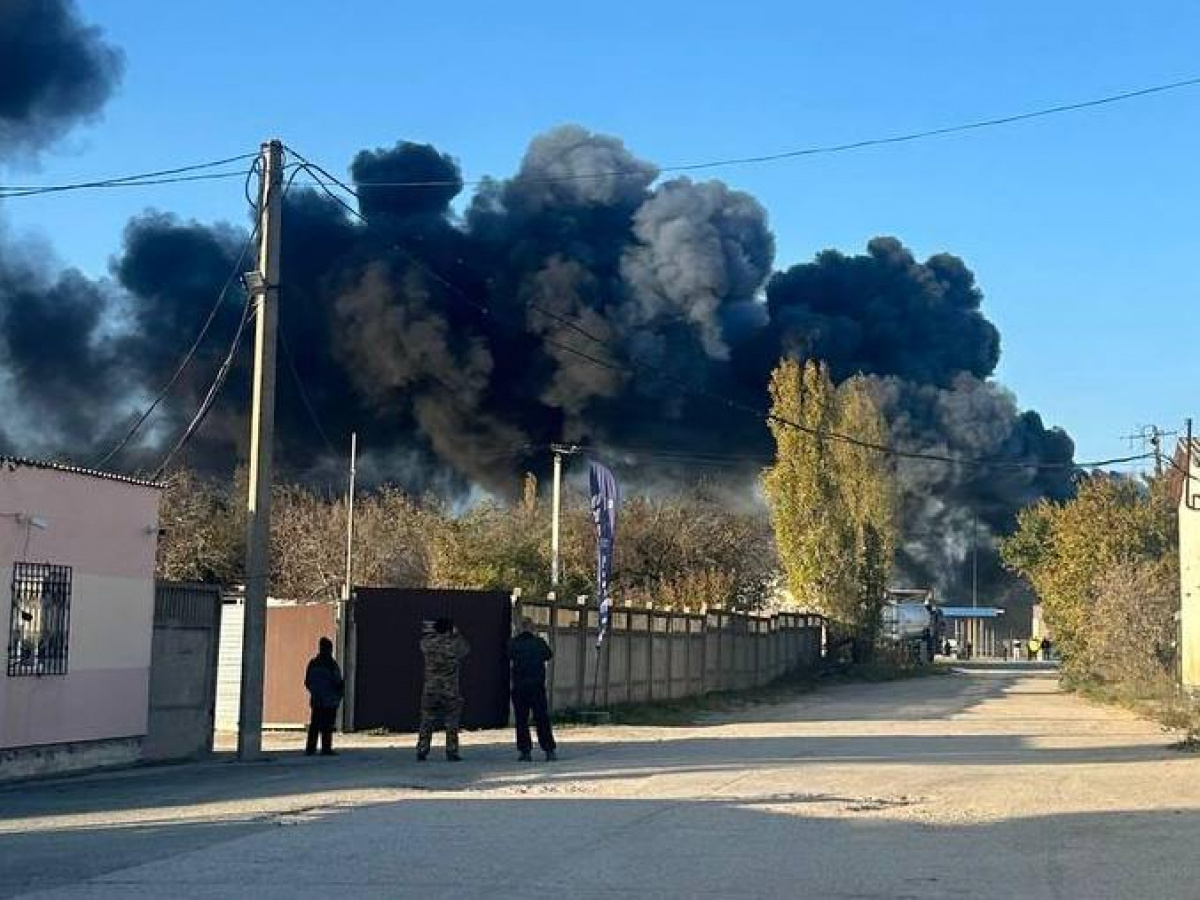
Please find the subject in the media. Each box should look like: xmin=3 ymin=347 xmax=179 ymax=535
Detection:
xmin=517 ymin=597 xmax=825 ymax=713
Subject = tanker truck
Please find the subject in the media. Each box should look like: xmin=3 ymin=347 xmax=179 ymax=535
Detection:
xmin=880 ymin=588 xmax=943 ymax=663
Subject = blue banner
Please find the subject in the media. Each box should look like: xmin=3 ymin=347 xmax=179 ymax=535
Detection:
xmin=589 ymin=461 xmax=619 ymax=646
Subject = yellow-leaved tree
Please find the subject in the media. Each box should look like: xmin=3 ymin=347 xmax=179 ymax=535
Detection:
xmin=1000 ymin=474 xmax=1176 ymax=684
xmin=762 ymin=359 xmax=897 ymax=636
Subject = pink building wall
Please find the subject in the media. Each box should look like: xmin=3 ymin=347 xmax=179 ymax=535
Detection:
xmin=0 ymin=461 xmax=161 ymax=751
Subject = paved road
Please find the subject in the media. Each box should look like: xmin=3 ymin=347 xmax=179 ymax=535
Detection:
xmin=4 ymin=664 xmax=1200 ymax=899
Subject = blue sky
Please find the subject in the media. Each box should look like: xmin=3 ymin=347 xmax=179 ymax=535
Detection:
xmin=7 ymin=1 xmax=1200 ymax=464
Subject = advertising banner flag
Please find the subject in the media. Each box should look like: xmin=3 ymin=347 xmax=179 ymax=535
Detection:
xmin=589 ymin=461 xmax=619 ymax=646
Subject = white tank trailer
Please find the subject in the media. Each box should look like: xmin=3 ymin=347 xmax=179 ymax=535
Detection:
xmin=880 ymin=588 xmax=943 ymax=663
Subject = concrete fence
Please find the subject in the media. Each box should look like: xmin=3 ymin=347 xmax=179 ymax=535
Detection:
xmin=145 ymin=582 xmax=222 ymax=761
xmin=514 ymin=596 xmax=826 ymax=712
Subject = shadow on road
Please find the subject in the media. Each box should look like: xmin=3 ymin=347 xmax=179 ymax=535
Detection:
xmin=0 ymin=669 xmax=1168 ymax=828
xmin=4 ymin=794 xmax=1199 ymax=898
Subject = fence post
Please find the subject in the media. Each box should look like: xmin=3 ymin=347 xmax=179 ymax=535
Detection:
xmin=699 ymin=608 xmax=708 ymax=696
xmin=714 ymin=611 xmax=724 ymax=691
xmin=665 ymin=610 xmax=675 ymax=700
xmin=683 ymin=612 xmax=692 ymax=696
xmin=625 ymin=608 xmax=634 ymax=704
xmin=548 ymin=594 xmax=559 ymax=711
xmin=602 ymin=617 xmax=612 ymax=708
xmin=576 ymin=595 xmax=588 ymax=709
xmin=646 ymin=604 xmax=655 ymax=703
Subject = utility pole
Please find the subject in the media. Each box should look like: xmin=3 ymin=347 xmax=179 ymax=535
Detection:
xmin=343 ymin=432 xmax=358 ymax=602
xmin=336 ymin=431 xmax=357 ymax=734
xmin=1123 ymin=424 xmax=1177 ymax=477
xmin=237 ymin=139 xmax=283 ymax=761
xmin=971 ymin=514 xmax=978 ymax=609
xmin=549 ymin=444 xmax=579 ymax=592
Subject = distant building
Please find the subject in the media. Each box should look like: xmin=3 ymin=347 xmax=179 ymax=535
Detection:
xmin=0 ymin=457 xmax=161 ymax=777
xmin=1173 ymin=440 xmax=1200 ymax=690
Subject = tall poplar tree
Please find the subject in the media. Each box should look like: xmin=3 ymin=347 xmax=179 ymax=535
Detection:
xmin=763 ymin=360 xmax=897 ymax=635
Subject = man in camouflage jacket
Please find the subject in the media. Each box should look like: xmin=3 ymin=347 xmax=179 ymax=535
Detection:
xmin=417 ymin=617 xmax=470 ymax=761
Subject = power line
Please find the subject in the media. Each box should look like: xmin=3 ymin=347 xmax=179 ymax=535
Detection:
xmin=96 ymin=226 xmax=259 ymax=468
xmin=286 ymin=145 xmax=1154 ymax=474
xmin=286 ymin=75 xmax=1200 ymax=191
xmin=7 ymin=74 xmax=1200 ymax=201
xmin=0 ymin=151 xmax=257 ymax=199
xmin=94 ymin=159 xmax=265 ymax=468
xmin=151 ymin=293 xmax=254 ymax=481
xmin=279 ymin=327 xmax=337 ymax=457
xmin=150 ymin=159 xmax=304 ymax=479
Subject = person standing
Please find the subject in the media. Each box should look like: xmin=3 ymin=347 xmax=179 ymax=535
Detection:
xmin=417 ymin=617 xmax=470 ymax=762
xmin=509 ymin=618 xmax=557 ymax=762
xmin=304 ymin=637 xmax=344 ymax=757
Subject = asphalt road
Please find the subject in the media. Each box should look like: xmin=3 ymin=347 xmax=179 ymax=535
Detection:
xmin=4 ymin=663 xmax=1199 ymax=899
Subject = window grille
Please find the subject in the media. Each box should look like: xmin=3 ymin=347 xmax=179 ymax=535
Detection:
xmin=7 ymin=563 xmax=72 ymax=676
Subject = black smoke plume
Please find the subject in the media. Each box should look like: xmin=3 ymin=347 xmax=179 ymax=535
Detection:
xmin=0 ymin=0 xmax=123 ymax=157
xmin=0 ymin=0 xmax=124 ymax=455
xmin=0 ymin=3 xmax=1075 ymax=602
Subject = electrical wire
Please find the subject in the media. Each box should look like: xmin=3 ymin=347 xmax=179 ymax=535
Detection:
xmin=286 ymin=146 xmax=1156 ymax=474
xmin=150 ymin=292 xmax=254 ymax=481
xmin=279 ymin=327 xmax=337 ymax=457
xmin=8 ymin=76 xmax=1198 ymax=199
xmin=0 ymin=152 xmax=257 ymax=199
xmin=93 ymin=158 xmax=266 ymax=469
xmin=95 ymin=224 xmax=259 ymax=468
xmin=285 ymin=75 xmax=1200 ymax=191
xmin=150 ymin=158 xmax=306 ymax=479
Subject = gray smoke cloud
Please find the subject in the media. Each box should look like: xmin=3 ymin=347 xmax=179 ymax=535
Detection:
xmin=621 ymin=178 xmax=775 ymax=360
xmin=504 ymin=125 xmax=658 ymax=212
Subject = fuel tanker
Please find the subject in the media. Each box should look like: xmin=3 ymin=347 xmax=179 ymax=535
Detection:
xmin=880 ymin=588 xmax=943 ymax=663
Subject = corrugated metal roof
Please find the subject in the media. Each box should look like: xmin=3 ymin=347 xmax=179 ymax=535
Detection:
xmin=0 ymin=455 xmax=164 ymax=489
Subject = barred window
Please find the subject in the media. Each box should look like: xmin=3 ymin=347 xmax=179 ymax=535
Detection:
xmin=7 ymin=563 xmax=72 ymax=677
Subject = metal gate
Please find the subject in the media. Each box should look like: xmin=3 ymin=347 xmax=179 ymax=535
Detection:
xmin=351 ymin=588 xmax=511 ymax=732
xmin=144 ymin=582 xmax=222 ymax=761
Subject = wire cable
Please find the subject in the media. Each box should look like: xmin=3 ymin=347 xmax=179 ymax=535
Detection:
xmin=95 ymin=225 xmax=259 ymax=468
xmin=286 ymin=147 xmax=1154 ymax=474
xmin=94 ymin=158 xmax=265 ymax=468
xmin=286 ymin=76 xmax=1200 ymax=191
xmin=279 ymin=327 xmax=337 ymax=457
xmin=150 ymin=158 xmax=306 ymax=478
xmin=0 ymin=151 xmax=258 ymax=199
xmin=150 ymin=293 xmax=254 ymax=481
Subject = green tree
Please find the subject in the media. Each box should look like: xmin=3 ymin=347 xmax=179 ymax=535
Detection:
xmin=836 ymin=376 xmax=897 ymax=637
xmin=1000 ymin=474 xmax=1176 ymax=682
xmin=762 ymin=360 xmax=896 ymax=631
xmin=762 ymin=359 xmax=849 ymax=615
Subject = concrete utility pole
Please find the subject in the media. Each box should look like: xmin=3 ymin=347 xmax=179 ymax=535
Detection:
xmin=549 ymin=444 xmax=578 ymax=591
xmin=336 ymin=431 xmax=357 ymax=733
xmin=343 ymin=432 xmax=358 ymax=602
xmin=971 ymin=515 xmax=978 ymax=608
xmin=237 ymin=139 xmax=283 ymax=761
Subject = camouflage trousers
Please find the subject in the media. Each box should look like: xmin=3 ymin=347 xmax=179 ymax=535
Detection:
xmin=416 ymin=690 xmax=463 ymax=756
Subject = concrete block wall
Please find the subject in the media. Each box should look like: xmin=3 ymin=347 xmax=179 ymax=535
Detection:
xmin=518 ymin=597 xmax=825 ymax=712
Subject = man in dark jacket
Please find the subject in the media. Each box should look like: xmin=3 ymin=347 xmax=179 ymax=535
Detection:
xmin=510 ymin=618 xmax=557 ymax=762
xmin=304 ymin=637 xmax=344 ymax=756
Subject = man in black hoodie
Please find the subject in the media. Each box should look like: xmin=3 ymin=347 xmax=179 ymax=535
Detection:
xmin=304 ymin=637 xmax=344 ymax=756
xmin=509 ymin=618 xmax=557 ymax=762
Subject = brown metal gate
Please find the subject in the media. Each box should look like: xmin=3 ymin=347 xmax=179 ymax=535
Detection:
xmin=264 ymin=603 xmax=337 ymax=726
xmin=351 ymin=588 xmax=511 ymax=732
